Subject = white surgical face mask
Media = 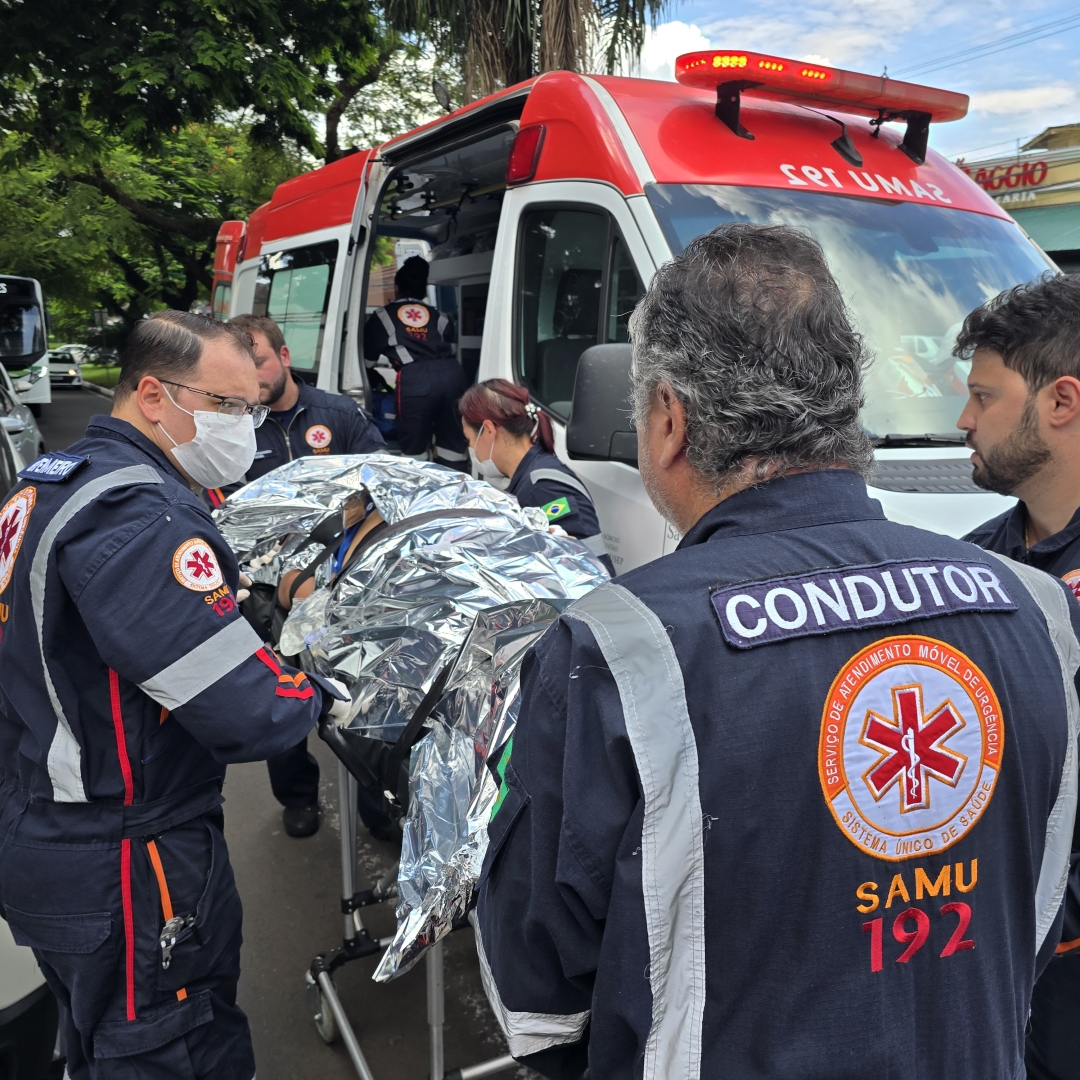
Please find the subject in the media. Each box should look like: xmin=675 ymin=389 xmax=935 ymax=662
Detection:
xmin=159 ymin=388 xmax=257 ymax=488
xmin=470 ymin=426 xmax=505 ymax=479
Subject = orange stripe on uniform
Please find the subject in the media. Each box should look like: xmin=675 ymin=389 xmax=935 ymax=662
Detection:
xmin=146 ymin=839 xmax=188 ymax=1002
xmin=1056 ymin=937 xmax=1080 ymax=954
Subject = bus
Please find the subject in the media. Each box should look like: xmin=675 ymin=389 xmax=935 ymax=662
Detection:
xmin=0 ymin=276 xmax=51 ymax=415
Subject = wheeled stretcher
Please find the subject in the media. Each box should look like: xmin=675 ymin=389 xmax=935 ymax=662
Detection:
xmin=213 ymin=455 xmax=608 ymax=1078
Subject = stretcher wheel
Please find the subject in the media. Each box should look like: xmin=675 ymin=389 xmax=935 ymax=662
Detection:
xmin=313 ymin=991 xmax=338 ymax=1045
xmin=305 ymin=971 xmax=339 ymax=1044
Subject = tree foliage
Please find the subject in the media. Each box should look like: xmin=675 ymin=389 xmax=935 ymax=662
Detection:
xmin=0 ymin=125 xmax=301 ymax=340
xmin=381 ymin=0 xmax=667 ymax=98
xmin=0 ymin=0 xmax=384 ymax=159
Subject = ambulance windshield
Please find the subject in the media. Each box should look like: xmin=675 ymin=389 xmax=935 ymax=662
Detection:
xmin=646 ymin=185 xmax=1053 ymax=439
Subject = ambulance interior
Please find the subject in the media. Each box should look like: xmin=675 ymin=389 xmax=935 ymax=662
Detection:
xmin=364 ymin=124 xmax=644 ymax=419
xmin=365 ymin=127 xmax=515 ymax=390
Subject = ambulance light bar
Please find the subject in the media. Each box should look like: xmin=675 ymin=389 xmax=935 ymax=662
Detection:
xmin=675 ymin=50 xmax=968 ymax=164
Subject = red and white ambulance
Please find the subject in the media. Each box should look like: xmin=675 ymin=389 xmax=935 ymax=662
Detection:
xmin=217 ymin=51 xmax=1053 ymax=572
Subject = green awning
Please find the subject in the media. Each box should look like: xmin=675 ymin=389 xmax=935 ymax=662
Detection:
xmin=1009 ymin=204 xmax=1080 ymax=253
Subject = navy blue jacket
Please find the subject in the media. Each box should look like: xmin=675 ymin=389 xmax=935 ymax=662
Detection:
xmin=363 ymin=298 xmax=454 ymax=369
xmin=508 ymin=445 xmax=612 ymax=574
xmin=966 ymin=504 xmax=1080 ymax=960
xmin=477 ymin=470 xmax=1079 ymax=1080
xmin=966 ymin=501 xmax=1080 ymax=594
xmin=0 ymin=416 xmax=330 ymax=842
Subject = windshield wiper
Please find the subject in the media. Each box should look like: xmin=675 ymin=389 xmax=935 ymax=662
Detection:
xmin=872 ymin=433 xmax=968 ymax=448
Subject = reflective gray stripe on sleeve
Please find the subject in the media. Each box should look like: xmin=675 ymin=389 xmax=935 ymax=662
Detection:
xmin=139 ymin=617 xmax=263 ymax=710
xmin=474 ymin=915 xmax=590 ymax=1058
xmin=30 ymin=464 xmax=164 ymax=803
xmin=987 ymin=552 xmax=1080 ymax=951
xmin=566 ymin=583 xmax=705 ymax=1080
xmin=528 ymin=469 xmax=591 ymax=500
xmin=375 ymin=307 xmax=414 ymax=367
xmin=581 ymin=533 xmax=608 ymax=556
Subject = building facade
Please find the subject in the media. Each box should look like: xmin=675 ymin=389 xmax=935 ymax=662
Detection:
xmin=959 ymin=125 xmax=1080 ymax=272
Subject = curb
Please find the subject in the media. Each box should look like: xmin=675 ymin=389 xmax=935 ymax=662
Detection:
xmin=82 ymin=382 xmax=115 ymax=400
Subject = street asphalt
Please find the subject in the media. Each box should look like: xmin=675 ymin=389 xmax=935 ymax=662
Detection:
xmin=36 ymin=388 xmax=531 ymax=1080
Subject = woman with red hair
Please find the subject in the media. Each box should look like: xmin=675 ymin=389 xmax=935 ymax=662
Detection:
xmin=459 ymin=379 xmax=613 ymax=574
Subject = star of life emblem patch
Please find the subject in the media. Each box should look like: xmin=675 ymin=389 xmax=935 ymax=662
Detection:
xmin=0 ymin=487 xmax=35 ymax=595
xmin=1062 ymin=569 xmax=1080 ymax=601
xmin=819 ymin=635 xmax=1003 ymax=861
xmin=398 ymin=304 xmax=430 ymax=328
xmin=305 ymin=424 xmax=332 ymax=449
xmin=172 ymin=538 xmax=224 ymax=592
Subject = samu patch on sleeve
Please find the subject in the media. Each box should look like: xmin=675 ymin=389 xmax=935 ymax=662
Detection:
xmin=172 ymin=539 xmax=224 ymax=592
xmin=542 ymin=497 xmax=572 ymax=523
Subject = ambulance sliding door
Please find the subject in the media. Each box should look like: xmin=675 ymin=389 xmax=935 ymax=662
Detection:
xmin=483 ymin=180 xmax=667 ymax=574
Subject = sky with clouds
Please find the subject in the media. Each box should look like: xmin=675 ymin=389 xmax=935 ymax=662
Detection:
xmin=626 ymin=0 xmax=1080 ymax=162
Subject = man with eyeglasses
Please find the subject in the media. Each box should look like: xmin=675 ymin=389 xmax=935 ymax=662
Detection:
xmin=0 ymin=311 xmax=350 ymax=1080
xmin=227 ymin=313 xmax=385 ymax=838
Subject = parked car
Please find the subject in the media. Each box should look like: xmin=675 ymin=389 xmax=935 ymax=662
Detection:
xmin=47 ymin=346 xmax=84 ymax=388
xmin=0 ymin=371 xmax=43 ymax=466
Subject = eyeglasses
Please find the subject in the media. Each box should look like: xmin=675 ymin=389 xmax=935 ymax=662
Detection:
xmin=161 ymin=381 xmax=270 ymax=428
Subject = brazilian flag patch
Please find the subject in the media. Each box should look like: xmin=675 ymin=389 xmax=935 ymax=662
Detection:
xmin=490 ymin=737 xmax=514 ymax=822
xmin=542 ymin=497 xmax=572 ymax=522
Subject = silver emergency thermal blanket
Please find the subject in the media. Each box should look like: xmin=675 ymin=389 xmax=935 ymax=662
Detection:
xmin=213 ymin=453 xmax=607 ymax=740
xmin=373 ymin=598 xmax=564 ymax=981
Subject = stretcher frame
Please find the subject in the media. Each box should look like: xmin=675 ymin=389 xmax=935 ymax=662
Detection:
xmin=305 ymin=759 xmax=516 ymax=1080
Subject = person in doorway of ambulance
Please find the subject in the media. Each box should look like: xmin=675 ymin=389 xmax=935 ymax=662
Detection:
xmin=459 ymin=378 xmax=614 ymax=575
xmin=474 ymin=223 xmax=1080 ymax=1080
xmin=955 ymin=272 xmax=1080 ymax=1080
xmin=224 ymin=314 xmax=384 ymax=838
xmin=0 ymin=312 xmax=350 ymax=1080
xmin=363 ymin=255 xmax=470 ymax=469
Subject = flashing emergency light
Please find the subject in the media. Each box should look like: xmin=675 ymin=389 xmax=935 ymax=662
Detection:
xmin=675 ymin=50 xmax=969 ymax=164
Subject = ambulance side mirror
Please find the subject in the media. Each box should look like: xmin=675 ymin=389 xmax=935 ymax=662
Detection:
xmin=566 ymin=344 xmax=638 ymax=467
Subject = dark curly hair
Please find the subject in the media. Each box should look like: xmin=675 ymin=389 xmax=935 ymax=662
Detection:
xmin=629 ymin=222 xmax=873 ymax=488
xmin=953 ymin=271 xmax=1076 ymax=392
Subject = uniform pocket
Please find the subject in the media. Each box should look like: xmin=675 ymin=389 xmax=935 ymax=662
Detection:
xmin=5 ymin=906 xmax=112 ymax=954
xmin=93 ymin=988 xmax=212 ymax=1065
xmin=152 ymin=819 xmax=241 ymax=995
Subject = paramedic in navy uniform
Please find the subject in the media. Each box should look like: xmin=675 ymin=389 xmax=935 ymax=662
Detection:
xmin=459 ymin=378 xmax=614 ymax=575
xmin=954 ymin=272 xmax=1080 ymax=1080
xmin=363 ymin=255 xmax=470 ymax=468
xmin=0 ymin=312 xmax=348 ymax=1080
xmin=474 ymin=224 xmax=1080 ymax=1080
xmin=227 ymin=313 xmax=384 ymax=838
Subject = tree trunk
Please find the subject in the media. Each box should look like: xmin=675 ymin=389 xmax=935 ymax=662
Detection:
xmin=325 ymin=49 xmax=394 ymax=163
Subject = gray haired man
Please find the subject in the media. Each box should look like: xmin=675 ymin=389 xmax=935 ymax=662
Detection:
xmin=474 ymin=223 xmax=1080 ymax=1080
